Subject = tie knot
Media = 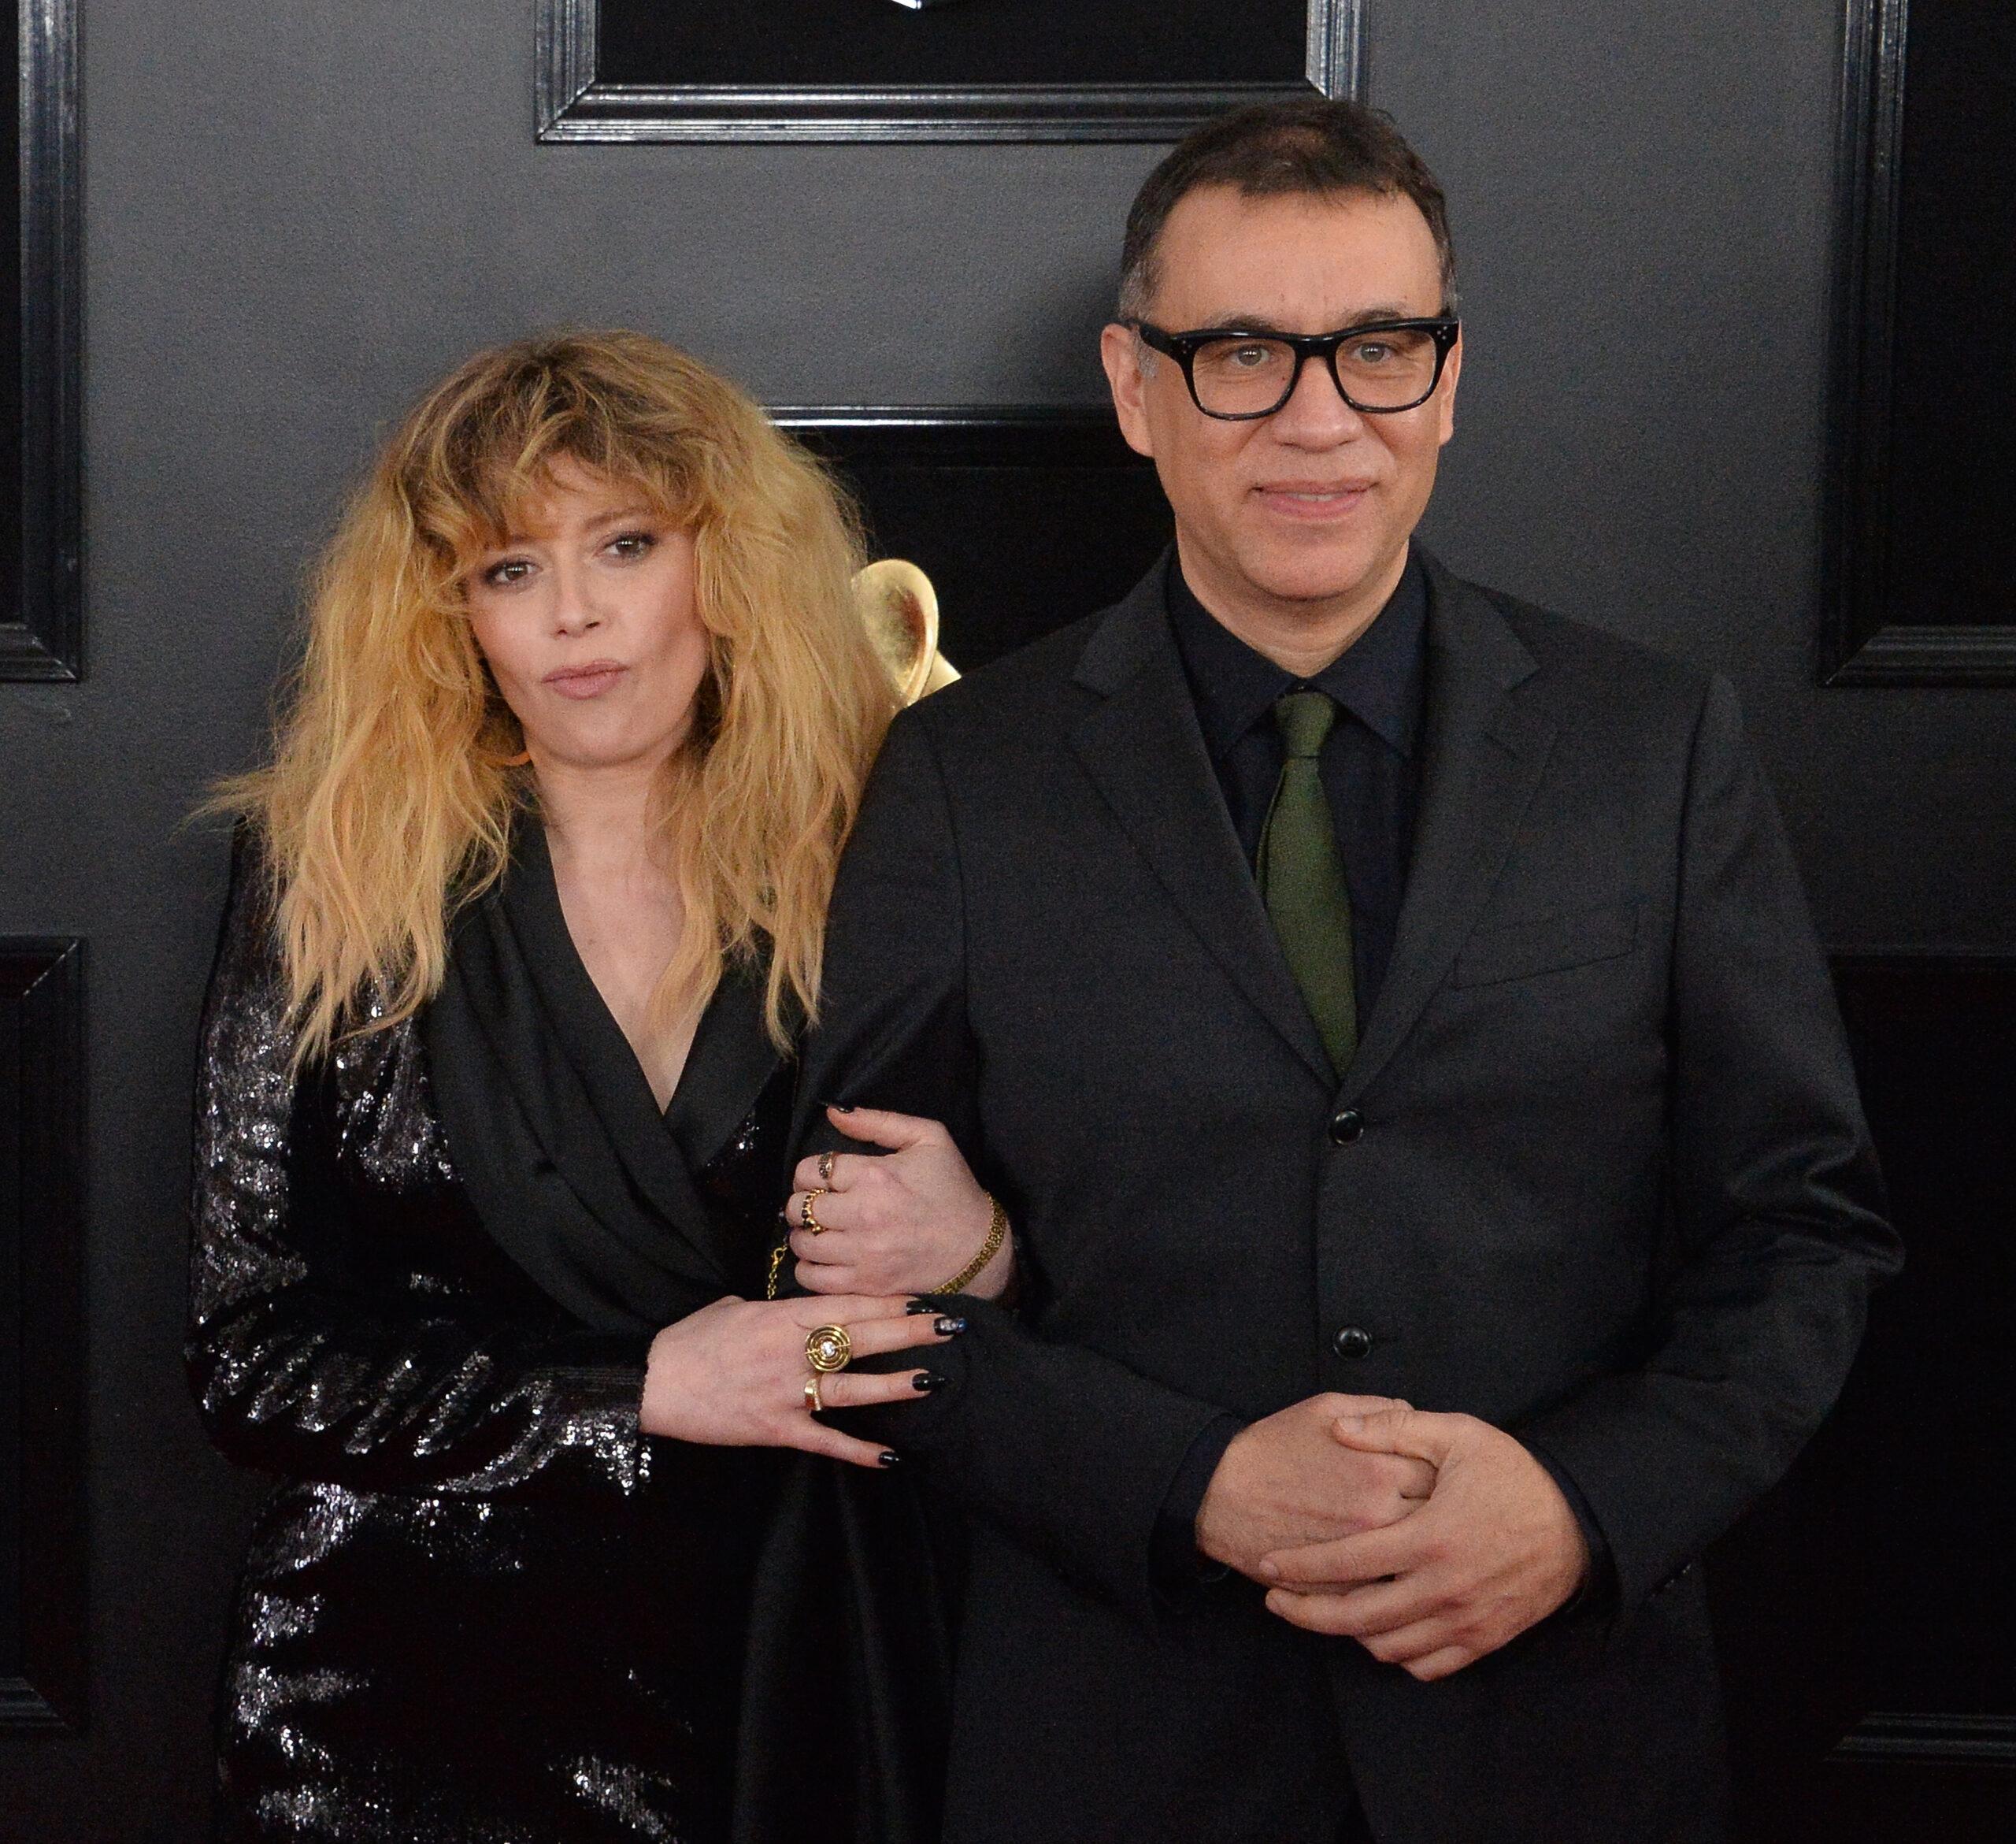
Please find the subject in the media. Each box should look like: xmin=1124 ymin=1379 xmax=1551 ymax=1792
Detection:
xmin=1273 ymin=689 xmax=1336 ymax=760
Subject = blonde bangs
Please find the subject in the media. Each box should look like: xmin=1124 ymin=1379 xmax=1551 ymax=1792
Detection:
xmin=219 ymin=330 xmax=895 ymax=1067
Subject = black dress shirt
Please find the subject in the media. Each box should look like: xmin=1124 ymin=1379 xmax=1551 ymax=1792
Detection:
xmin=1166 ymin=548 xmax=1428 ymax=1026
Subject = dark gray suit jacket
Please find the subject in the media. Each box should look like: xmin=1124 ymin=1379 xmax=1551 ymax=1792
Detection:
xmin=797 ymin=554 xmax=1897 ymax=1844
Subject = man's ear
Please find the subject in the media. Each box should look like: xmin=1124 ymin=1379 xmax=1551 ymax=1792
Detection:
xmin=1100 ymin=323 xmax=1156 ymax=460
xmin=1436 ymin=328 xmax=1463 ymax=447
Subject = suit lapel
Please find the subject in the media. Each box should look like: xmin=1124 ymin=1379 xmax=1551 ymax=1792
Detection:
xmin=1340 ymin=557 xmax=1558 ymax=1101
xmin=1069 ymin=566 xmax=1333 ymax=1085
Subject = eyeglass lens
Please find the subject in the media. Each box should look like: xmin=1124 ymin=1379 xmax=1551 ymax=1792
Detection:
xmin=1188 ymin=328 xmax=1442 ymax=415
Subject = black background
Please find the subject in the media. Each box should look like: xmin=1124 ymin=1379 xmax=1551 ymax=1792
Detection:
xmin=1884 ymin=0 xmax=2016 ymax=627
xmin=2 ymin=6 xmax=22 ymax=634
xmin=794 ymin=417 xmax=1169 ymax=669
xmin=601 ymin=0 xmax=1305 ymax=91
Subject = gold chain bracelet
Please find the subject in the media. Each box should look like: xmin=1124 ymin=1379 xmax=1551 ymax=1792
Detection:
xmin=933 ymin=1193 xmax=1009 ymax=1297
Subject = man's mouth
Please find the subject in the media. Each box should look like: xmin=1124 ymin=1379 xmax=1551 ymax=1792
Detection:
xmin=1254 ymin=481 xmax=1373 ymax=515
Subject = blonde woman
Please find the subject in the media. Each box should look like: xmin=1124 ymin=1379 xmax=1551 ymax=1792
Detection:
xmin=187 ymin=332 xmax=1002 ymax=1842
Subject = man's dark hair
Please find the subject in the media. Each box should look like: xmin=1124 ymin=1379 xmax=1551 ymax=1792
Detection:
xmin=1117 ymin=98 xmax=1456 ymax=321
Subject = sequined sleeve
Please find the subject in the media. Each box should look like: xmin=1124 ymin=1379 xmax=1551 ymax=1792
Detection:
xmin=184 ymin=833 xmax=654 ymax=1499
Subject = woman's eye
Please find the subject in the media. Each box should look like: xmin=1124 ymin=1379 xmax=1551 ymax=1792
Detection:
xmin=606 ymin=530 xmax=657 ymax=560
xmin=482 ymin=558 xmax=533 ymax=588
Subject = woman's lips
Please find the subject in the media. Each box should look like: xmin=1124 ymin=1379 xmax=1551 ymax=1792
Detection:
xmin=543 ymin=662 xmax=628 ymax=700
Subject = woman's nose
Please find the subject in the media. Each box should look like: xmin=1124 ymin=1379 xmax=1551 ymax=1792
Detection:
xmin=550 ymin=566 xmax=605 ymax=634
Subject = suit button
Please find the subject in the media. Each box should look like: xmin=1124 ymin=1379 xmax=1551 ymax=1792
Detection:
xmin=1328 ymin=1108 xmax=1365 ymax=1145
xmin=1332 ymin=1326 xmax=1373 ymax=1361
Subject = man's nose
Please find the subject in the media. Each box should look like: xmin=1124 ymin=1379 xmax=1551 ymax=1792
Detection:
xmin=1269 ymin=352 xmax=1366 ymax=445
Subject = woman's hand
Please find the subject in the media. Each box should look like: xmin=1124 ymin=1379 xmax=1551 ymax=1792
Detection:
xmin=786 ymin=1105 xmax=1014 ymax=1302
xmin=639 ymin=1293 xmax=963 ymax=1469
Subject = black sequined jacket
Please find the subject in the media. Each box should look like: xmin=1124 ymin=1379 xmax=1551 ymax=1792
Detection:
xmin=185 ymin=838 xmax=793 ymax=1842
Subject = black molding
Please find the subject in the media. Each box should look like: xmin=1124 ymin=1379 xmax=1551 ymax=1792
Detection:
xmin=1833 ymin=1713 xmax=2016 ymax=1765
xmin=537 ymin=1 xmax=1363 ymax=143
xmin=1816 ymin=953 xmax=2016 ymax=1769
xmin=2 ymin=0 xmax=82 ymax=680
xmin=1821 ymin=1 xmax=2016 ymax=685
xmin=771 ymin=399 xmax=1141 ymax=462
xmin=0 ymin=938 xmax=86 ymax=1732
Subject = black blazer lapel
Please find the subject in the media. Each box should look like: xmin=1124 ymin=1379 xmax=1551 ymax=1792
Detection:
xmin=664 ymin=955 xmax=791 ymax=1177
xmin=1341 ymin=555 xmax=1558 ymax=1102
xmin=491 ymin=826 xmax=743 ymax=1290
xmin=1069 ymin=563 xmax=1333 ymax=1085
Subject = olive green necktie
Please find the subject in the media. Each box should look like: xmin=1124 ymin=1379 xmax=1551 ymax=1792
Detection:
xmin=1258 ymin=689 xmax=1358 ymax=1074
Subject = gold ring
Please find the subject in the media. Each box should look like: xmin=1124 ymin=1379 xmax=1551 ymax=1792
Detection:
xmin=803 ymin=1374 xmax=825 ymax=1413
xmin=817 ymin=1148 xmax=836 ymax=1184
xmin=805 ymin=1324 xmax=852 ymax=1373
xmin=801 ymin=1188 xmax=831 ymax=1235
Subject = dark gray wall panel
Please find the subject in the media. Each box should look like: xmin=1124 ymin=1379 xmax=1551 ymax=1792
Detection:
xmin=0 ymin=2 xmax=2007 ymax=1837
xmin=1376 ymin=1 xmax=2014 ymax=952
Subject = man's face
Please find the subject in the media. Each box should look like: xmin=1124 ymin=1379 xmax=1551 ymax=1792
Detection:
xmin=1102 ymin=184 xmax=1460 ymax=628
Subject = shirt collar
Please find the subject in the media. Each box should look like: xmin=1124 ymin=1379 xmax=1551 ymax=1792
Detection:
xmin=1166 ymin=546 xmax=1428 ymax=762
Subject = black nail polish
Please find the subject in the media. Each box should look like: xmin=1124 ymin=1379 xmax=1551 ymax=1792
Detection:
xmin=877 ymin=1449 xmax=901 ymax=1468
xmin=905 ymin=1298 xmax=938 ymax=1315
xmin=914 ymin=1370 xmax=948 ymax=1392
xmin=823 ymin=1099 xmax=855 ymax=1113
xmin=933 ymin=1315 xmax=967 ymax=1337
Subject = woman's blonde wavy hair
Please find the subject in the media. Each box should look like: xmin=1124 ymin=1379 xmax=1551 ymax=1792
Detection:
xmin=220 ymin=329 xmax=896 ymax=1067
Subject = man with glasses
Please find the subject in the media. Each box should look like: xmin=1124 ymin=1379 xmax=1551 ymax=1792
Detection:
xmin=794 ymin=98 xmax=1893 ymax=1844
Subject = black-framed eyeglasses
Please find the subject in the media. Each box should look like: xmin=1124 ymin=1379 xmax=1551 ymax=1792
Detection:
xmin=1127 ymin=317 xmax=1461 ymax=420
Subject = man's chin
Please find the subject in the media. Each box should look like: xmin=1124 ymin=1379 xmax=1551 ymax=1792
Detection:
xmin=1240 ymin=553 xmax=1399 ymax=610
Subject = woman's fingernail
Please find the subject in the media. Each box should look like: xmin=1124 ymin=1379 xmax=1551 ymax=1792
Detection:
xmin=933 ymin=1315 xmax=967 ymax=1337
xmin=914 ymin=1370 xmax=948 ymax=1393
xmin=824 ymin=1100 xmax=855 ymax=1113
xmin=877 ymin=1449 xmax=902 ymax=1468
xmin=905 ymin=1298 xmax=938 ymax=1315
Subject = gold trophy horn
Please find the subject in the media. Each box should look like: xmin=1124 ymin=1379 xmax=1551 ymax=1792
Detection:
xmin=854 ymin=558 xmax=960 ymax=707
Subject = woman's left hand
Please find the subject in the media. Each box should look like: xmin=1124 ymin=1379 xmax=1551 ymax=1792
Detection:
xmin=786 ymin=1105 xmax=1014 ymax=1301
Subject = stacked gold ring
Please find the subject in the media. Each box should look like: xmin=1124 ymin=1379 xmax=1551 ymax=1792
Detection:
xmin=802 ymin=1323 xmax=851 ymax=1415
xmin=801 ymin=1187 xmax=831 ymax=1234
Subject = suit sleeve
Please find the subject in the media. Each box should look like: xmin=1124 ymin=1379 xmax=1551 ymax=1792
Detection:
xmin=796 ymin=707 xmax=1233 ymax=1626
xmin=1516 ymin=674 xmax=1899 ymax=1630
xmin=184 ymin=829 xmax=654 ymax=1500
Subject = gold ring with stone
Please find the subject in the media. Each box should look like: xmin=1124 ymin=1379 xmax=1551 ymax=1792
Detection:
xmin=801 ymin=1187 xmax=831 ymax=1234
xmin=805 ymin=1324 xmax=852 ymax=1374
xmin=803 ymin=1374 xmax=825 ymax=1413
xmin=817 ymin=1148 xmax=836 ymax=1184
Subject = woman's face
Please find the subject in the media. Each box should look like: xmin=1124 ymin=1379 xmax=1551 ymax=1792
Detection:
xmin=465 ymin=458 xmax=710 ymax=775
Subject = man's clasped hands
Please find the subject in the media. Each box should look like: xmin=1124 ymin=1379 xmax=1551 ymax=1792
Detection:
xmin=1195 ymin=1396 xmax=1593 ymax=1682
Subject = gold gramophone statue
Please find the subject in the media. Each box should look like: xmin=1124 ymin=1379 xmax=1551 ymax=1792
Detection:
xmin=854 ymin=558 xmax=960 ymax=706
